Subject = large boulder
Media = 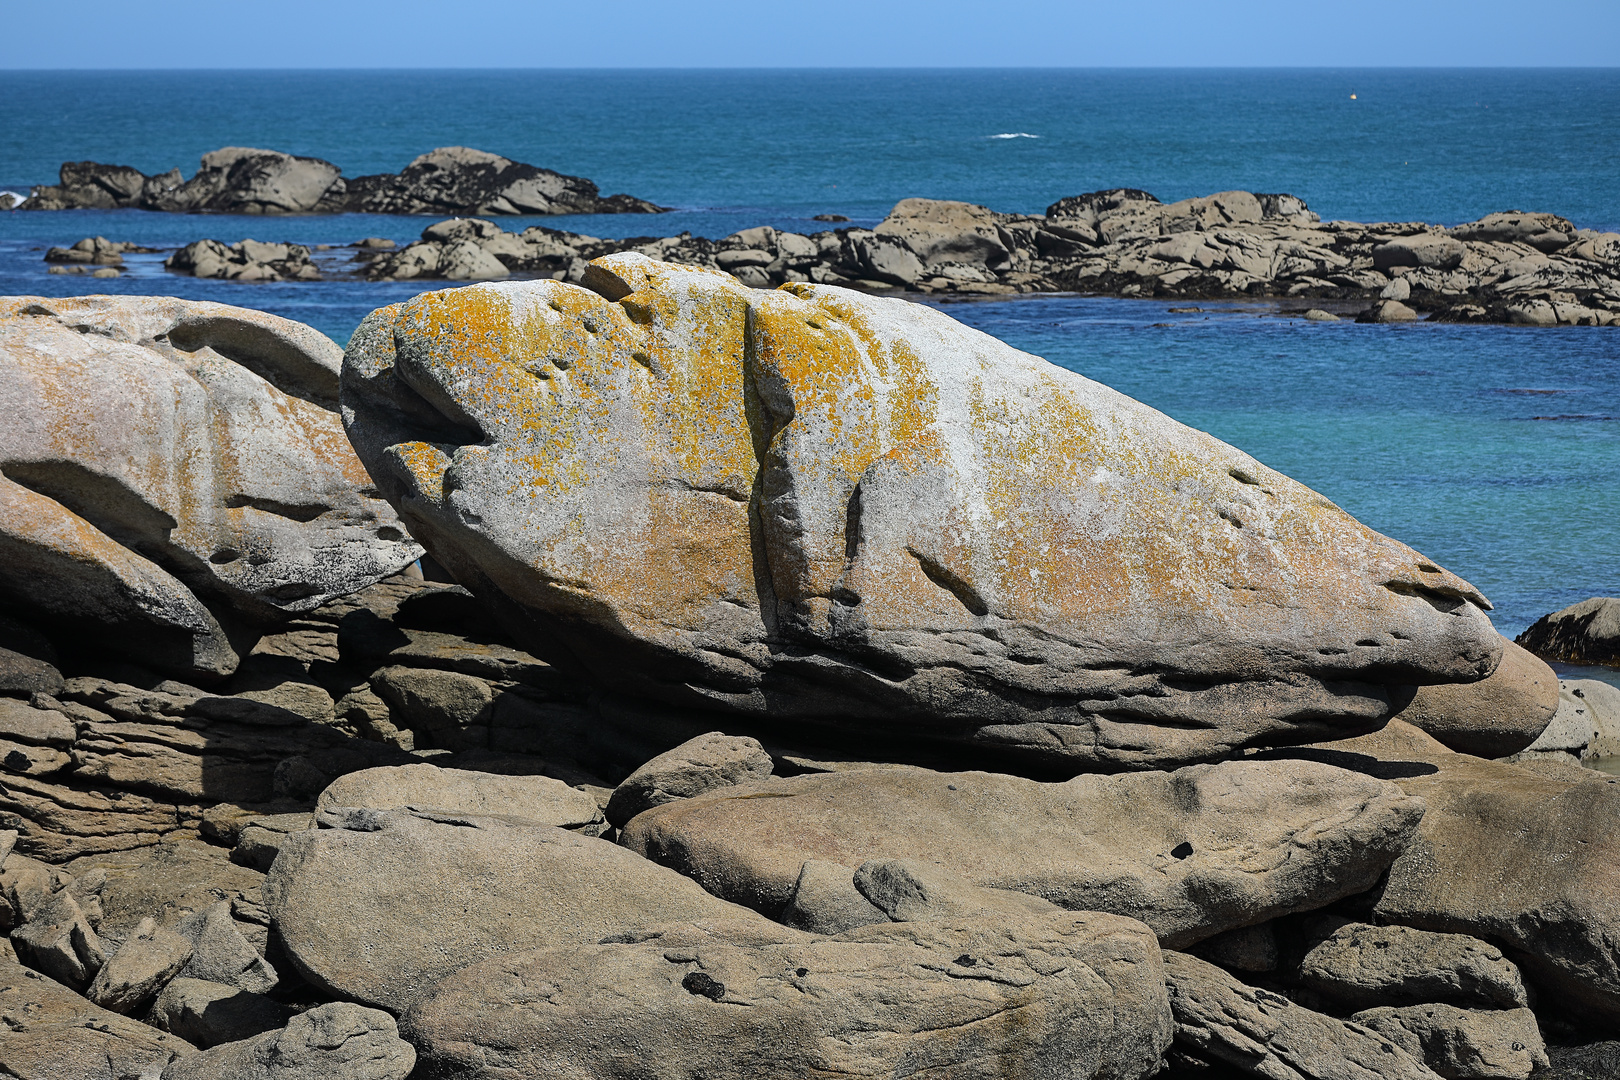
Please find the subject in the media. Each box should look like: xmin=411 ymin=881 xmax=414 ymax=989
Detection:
xmin=162 ymin=1001 xmax=415 ymax=1080
xmin=338 ymin=146 xmax=666 ymax=216
xmin=1292 ymin=721 xmax=1620 ymax=1025
xmin=1394 ymin=637 xmax=1559 ymax=757
xmin=263 ymin=809 xmax=768 ymax=1011
xmin=1449 ymin=211 xmax=1576 ymax=253
xmin=1516 ymin=596 xmax=1620 ymax=666
xmin=621 ymin=758 xmax=1424 ymax=948
xmin=402 ymin=913 xmax=1172 ymax=1080
xmin=150 ymin=147 xmax=345 ymax=214
xmin=1352 ymin=1004 xmax=1548 ymax=1080
xmin=0 ymin=955 xmax=196 ymax=1079
xmin=342 ymin=255 xmax=1500 ymax=772
xmin=873 ymin=198 xmax=1014 ymax=271
xmin=1289 ymin=917 xmax=1530 ymax=1011
xmin=315 ymin=762 xmax=601 ymax=828
xmin=604 ymin=731 xmax=774 ymax=827
xmin=0 ymin=296 xmax=421 ymax=681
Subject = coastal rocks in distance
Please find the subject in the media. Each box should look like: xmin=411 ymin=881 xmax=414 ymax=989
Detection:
xmin=355 ymin=189 xmax=1620 ymax=326
xmin=1516 ymin=596 xmax=1620 ymax=666
xmin=263 ymin=809 xmax=770 ymax=1012
xmin=402 ymin=913 xmax=1173 ymax=1080
xmin=166 ymin=239 xmax=321 ymax=282
xmin=20 ymin=145 xmax=666 ymax=216
xmin=344 ymin=257 xmax=1501 ymax=771
xmin=0 ymin=295 xmax=421 ymax=680
xmin=620 ymin=759 xmax=1425 ymax=948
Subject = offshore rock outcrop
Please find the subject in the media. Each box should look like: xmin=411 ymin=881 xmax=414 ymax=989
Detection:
xmin=343 ymin=254 xmax=1501 ymax=772
xmin=20 ymin=146 xmax=667 ymax=216
xmin=357 ymin=193 xmax=1620 ymax=326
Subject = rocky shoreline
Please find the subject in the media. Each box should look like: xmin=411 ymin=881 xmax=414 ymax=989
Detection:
xmin=2 ymin=280 xmax=1620 ymax=1079
xmin=39 ymin=186 xmax=1620 ymax=327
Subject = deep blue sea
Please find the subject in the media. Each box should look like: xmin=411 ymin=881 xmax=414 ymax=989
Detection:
xmin=1 ymin=70 xmax=1616 ymax=640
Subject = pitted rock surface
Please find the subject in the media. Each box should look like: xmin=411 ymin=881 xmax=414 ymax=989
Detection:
xmin=343 ymin=254 xmax=1499 ymax=770
xmin=0 ymin=295 xmax=421 ymax=680
xmin=402 ymin=913 xmax=1172 ymax=1080
xmin=621 ymin=759 xmax=1424 ymax=948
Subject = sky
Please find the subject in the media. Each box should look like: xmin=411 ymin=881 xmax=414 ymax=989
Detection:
xmin=1 ymin=0 xmax=1617 ymax=68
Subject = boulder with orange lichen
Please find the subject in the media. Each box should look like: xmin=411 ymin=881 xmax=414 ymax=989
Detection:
xmin=342 ymin=253 xmax=1501 ymax=771
xmin=0 ymin=296 xmax=421 ymax=681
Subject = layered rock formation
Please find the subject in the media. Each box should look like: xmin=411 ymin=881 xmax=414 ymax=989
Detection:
xmin=355 ymin=192 xmax=1620 ymax=325
xmin=0 ymin=295 xmax=421 ymax=681
xmin=344 ymin=256 xmax=1500 ymax=771
xmin=20 ymin=145 xmax=667 ymax=216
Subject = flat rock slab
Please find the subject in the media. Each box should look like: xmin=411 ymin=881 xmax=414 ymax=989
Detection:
xmin=1293 ymin=918 xmax=1529 ymax=1011
xmin=316 ymin=762 xmax=600 ymax=827
xmin=403 ymin=913 xmax=1172 ymax=1080
xmin=1296 ymin=721 xmax=1620 ymax=1025
xmin=264 ymin=810 xmax=768 ymax=1012
xmin=1164 ymin=950 xmax=1440 ymax=1080
xmin=621 ymin=759 xmax=1424 ymax=948
xmin=0 ymin=956 xmax=195 ymax=1080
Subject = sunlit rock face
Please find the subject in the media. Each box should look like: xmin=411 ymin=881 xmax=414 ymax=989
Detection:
xmin=343 ymin=253 xmax=1498 ymax=770
xmin=0 ymin=295 xmax=421 ymax=680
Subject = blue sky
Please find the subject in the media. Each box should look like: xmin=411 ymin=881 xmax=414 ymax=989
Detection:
xmin=2 ymin=0 xmax=1616 ymax=68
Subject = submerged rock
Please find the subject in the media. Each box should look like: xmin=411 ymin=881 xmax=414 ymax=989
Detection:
xmin=343 ymin=256 xmax=1499 ymax=771
xmin=403 ymin=912 xmax=1172 ymax=1080
xmin=0 ymin=295 xmax=421 ymax=681
xmin=621 ymin=759 xmax=1424 ymax=948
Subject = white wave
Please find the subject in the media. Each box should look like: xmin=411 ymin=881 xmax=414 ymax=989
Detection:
xmin=0 ymin=192 xmax=24 ymax=210
xmin=989 ymin=132 xmax=1039 ymax=139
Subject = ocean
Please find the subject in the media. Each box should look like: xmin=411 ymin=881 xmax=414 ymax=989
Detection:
xmin=1 ymin=69 xmax=1616 ymax=640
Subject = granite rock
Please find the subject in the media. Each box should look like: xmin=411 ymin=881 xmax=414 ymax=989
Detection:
xmin=315 ymin=762 xmax=600 ymax=828
xmin=1517 ymin=596 xmax=1620 ymax=666
xmin=1395 ymin=637 xmax=1558 ymax=757
xmin=1291 ymin=917 xmax=1530 ymax=1011
xmin=605 ymin=731 xmax=774 ymax=827
xmin=84 ymin=914 xmax=193 ymax=1013
xmin=152 ymin=976 xmax=296 ymax=1049
xmin=162 ymin=1001 xmax=415 ymax=1080
xmin=1351 ymin=1004 xmax=1547 ymax=1080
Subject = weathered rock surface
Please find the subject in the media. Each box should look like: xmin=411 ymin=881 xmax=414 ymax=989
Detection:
xmin=166 ymin=238 xmax=321 ymax=281
xmin=0 ymin=955 xmax=195 ymax=1079
xmin=344 ymin=258 xmax=1499 ymax=771
xmin=84 ymin=914 xmax=192 ymax=1013
xmin=9 ymin=885 xmax=105 ymax=989
xmin=152 ymin=976 xmax=296 ymax=1048
xmin=1517 ymin=596 xmax=1620 ymax=666
xmin=1351 ymin=1004 xmax=1548 ymax=1080
xmin=163 ymin=1001 xmax=415 ymax=1080
xmin=605 ymin=731 xmax=774 ymax=827
xmin=1507 ymin=677 xmax=1620 ymax=766
xmin=354 ymin=191 xmax=1620 ymax=325
xmin=263 ymin=809 xmax=767 ymax=1011
xmin=622 ymin=759 xmax=1424 ymax=948
xmin=1290 ymin=721 xmax=1620 ymax=1025
xmin=1164 ymin=950 xmax=1441 ymax=1080
xmin=0 ymin=295 xmax=421 ymax=681
xmin=172 ymin=899 xmax=277 ymax=993
xmin=1394 ymin=637 xmax=1558 ymax=757
xmin=1290 ymin=917 xmax=1530 ymax=1011
xmin=403 ymin=912 xmax=1173 ymax=1080
xmin=21 ymin=145 xmax=664 ymax=216
xmin=315 ymin=762 xmax=600 ymax=827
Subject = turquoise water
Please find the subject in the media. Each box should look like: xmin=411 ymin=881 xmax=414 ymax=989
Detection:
xmin=1 ymin=69 xmax=1616 ymax=636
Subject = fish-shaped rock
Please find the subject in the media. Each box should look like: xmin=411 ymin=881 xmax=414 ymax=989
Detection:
xmin=343 ymin=254 xmax=1498 ymax=769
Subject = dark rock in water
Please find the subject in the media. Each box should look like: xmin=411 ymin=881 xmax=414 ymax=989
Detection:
xmin=402 ymin=913 xmax=1172 ymax=1080
xmin=20 ymin=144 xmax=666 ymax=216
xmin=42 ymin=236 xmax=158 ymax=265
xmin=343 ymin=259 xmax=1500 ymax=771
xmin=166 ymin=238 xmax=321 ymax=281
xmin=1517 ymin=596 xmax=1620 ymax=667
xmin=621 ymin=759 xmax=1423 ymax=948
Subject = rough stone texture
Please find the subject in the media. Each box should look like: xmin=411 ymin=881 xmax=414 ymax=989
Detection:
xmin=152 ymin=976 xmax=296 ymax=1049
xmin=605 ymin=731 xmax=774 ymax=826
xmin=85 ymin=914 xmax=193 ymax=1013
xmin=0 ymin=295 xmax=421 ymax=681
xmin=263 ymin=809 xmax=768 ymax=1011
xmin=162 ymin=1001 xmax=415 ymax=1080
xmin=1351 ymin=1004 xmax=1547 ymax=1080
xmin=316 ymin=762 xmax=600 ymax=827
xmin=403 ymin=912 xmax=1172 ymax=1080
xmin=8 ymin=886 xmax=105 ymax=989
xmin=0 ymin=955 xmax=195 ymax=1079
xmin=1542 ymin=1042 xmax=1620 ymax=1079
xmin=172 ymin=900 xmax=277 ymax=993
xmin=1292 ymin=918 xmax=1529 ymax=1011
xmin=853 ymin=858 xmax=1066 ymax=921
xmin=67 ymin=836 xmax=267 ymax=940
xmin=0 ymin=646 xmax=64 ymax=696
xmin=622 ymin=759 xmax=1424 ymax=948
xmin=1510 ymin=677 xmax=1620 ymax=766
xmin=1164 ymin=950 xmax=1440 ymax=1080
xmin=343 ymin=258 xmax=1499 ymax=772
xmin=1190 ymin=922 xmax=1279 ymax=973
xmin=1517 ymin=597 xmax=1620 ymax=666
xmin=1395 ymin=637 xmax=1558 ymax=757
xmin=780 ymin=858 xmax=890 ymax=934
xmin=1294 ymin=720 xmax=1620 ymax=1025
